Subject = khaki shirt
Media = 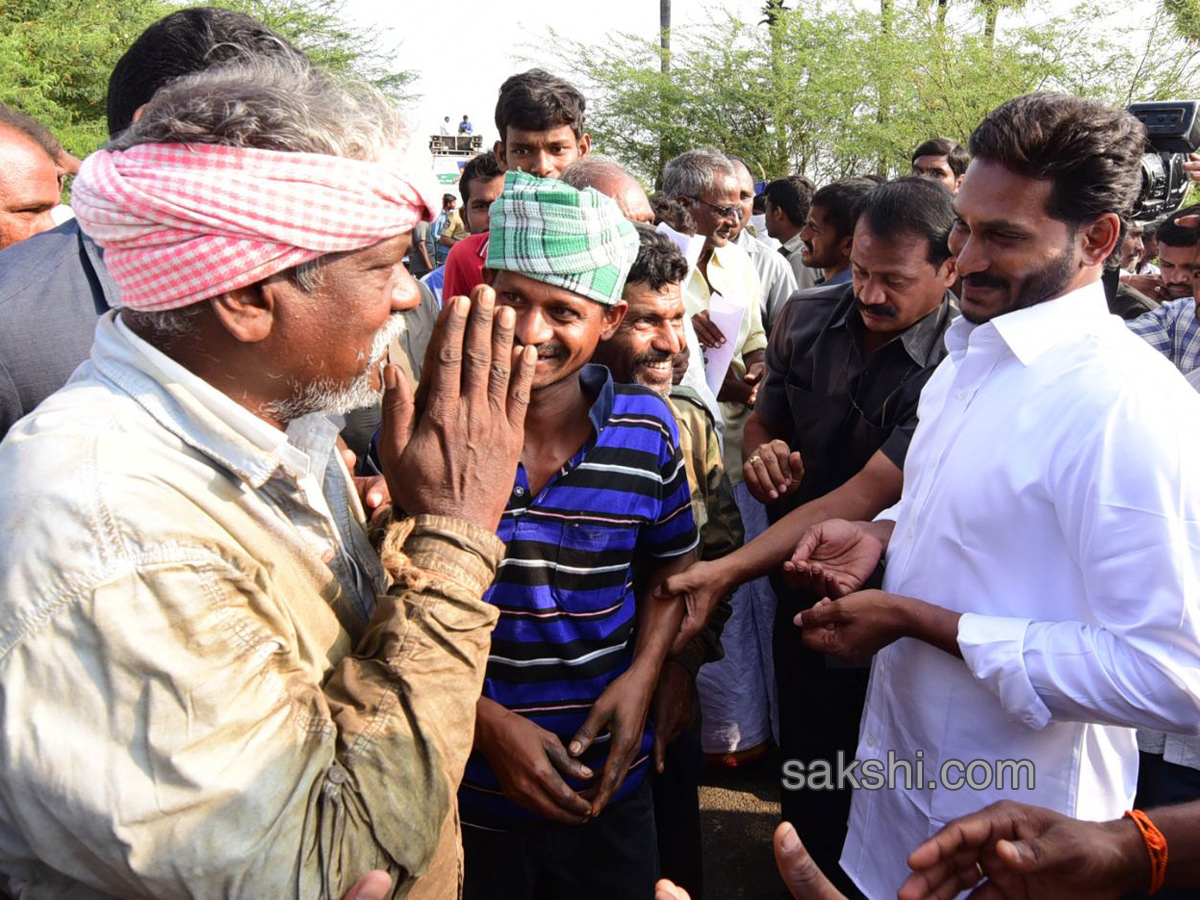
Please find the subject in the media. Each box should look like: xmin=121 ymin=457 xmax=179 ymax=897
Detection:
xmin=666 ymin=388 xmax=744 ymax=678
xmin=0 ymin=313 xmax=501 ymax=899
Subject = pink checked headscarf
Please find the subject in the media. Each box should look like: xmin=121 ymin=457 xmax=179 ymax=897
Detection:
xmin=71 ymin=142 xmax=440 ymax=311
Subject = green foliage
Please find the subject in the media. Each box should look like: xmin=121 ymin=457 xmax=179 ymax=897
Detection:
xmin=0 ymin=0 xmax=417 ymax=159
xmin=551 ymin=0 xmax=1200 ymax=187
xmin=1164 ymin=0 xmax=1200 ymax=42
xmin=0 ymin=0 xmax=171 ymax=156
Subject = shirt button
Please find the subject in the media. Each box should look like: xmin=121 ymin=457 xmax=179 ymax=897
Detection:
xmin=867 ymin=735 xmax=878 ymax=749
xmin=322 ymin=549 xmax=335 ymax=564
xmin=327 ymin=766 xmax=349 ymax=785
xmin=513 ymin=486 xmax=526 ymax=497
xmin=906 ymin=528 xmax=914 ymax=540
xmin=956 ymin=390 xmax=968 ymax=401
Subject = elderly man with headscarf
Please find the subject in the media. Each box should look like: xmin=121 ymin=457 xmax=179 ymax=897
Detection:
xmin=0 ymin=59 xmax=536 ymax=899
xmin=456 ymin=172 xmax=698 ymax=900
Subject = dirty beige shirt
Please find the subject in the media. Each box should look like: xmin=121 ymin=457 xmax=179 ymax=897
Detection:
xmin=0 ymin=312 xmax=501 ymax=899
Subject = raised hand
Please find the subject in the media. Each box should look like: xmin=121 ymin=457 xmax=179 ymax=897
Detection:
xmin=377 ymin=284 xmax=536 ymax=531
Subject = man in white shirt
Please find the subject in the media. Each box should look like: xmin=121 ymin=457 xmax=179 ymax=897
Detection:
xmin=788 ymin=92 xmax=1200 ymax=898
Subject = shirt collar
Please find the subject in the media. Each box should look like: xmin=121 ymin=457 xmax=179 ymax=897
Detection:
xmin=782 ymin=232 xmax=806 ymax=255
xmin=579 ymin=363 xmax=615 ymax=435
xmin=94 ymin=312 xmax=338 ymax=489
xmin=947 ymin=279 xmax=1108 ymax=367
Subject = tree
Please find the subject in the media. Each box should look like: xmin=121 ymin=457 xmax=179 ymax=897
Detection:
xmin=0 ymin=0 xmax=417 ymax=159
xmin=547 ymin=0 xmax=1200 ymax=187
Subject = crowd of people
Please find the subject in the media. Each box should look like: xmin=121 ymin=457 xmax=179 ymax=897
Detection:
xmin=1 ymin=6 xmax=1200 ymax=900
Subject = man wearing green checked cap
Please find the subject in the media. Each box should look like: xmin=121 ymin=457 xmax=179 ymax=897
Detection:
xmin=458 ymin=171 xmax=700 ymax=899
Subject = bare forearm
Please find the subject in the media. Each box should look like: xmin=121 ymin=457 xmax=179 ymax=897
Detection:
xmin=890 ymin=593 xmax=962 ymax=659
xmin=632 ymin=553 xmax=693 ymax=682
xmin=723 ymin=475 xmax=898 ymax=586
xmin=1153 ymin=799 xmax=1200 ymax=888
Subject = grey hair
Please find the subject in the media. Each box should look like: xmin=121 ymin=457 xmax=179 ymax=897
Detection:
xmin=111 ymin=54 xmax=406 ymax=337
xmin=660 ymin=147 xmax=737 ymax=199
xmin=560 ymin=154 xmax=635 ymax=189
xmin=106 ymin=53 xmax=406 ymax=160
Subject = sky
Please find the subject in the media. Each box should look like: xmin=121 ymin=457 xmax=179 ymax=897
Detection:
xmin=341 ymin=0 xmax=1158 ymax=149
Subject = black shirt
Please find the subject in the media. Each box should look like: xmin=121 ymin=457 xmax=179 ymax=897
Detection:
xmin=756 ymin=282 xmax=955 ymax=517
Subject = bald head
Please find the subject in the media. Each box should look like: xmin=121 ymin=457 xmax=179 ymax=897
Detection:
xmin=561 ymin=155 xmax=654 ymax=224
xmin=0 ymin=126 xmax=59 ymax=251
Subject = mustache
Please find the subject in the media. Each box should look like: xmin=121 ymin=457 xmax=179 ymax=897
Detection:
xmin=519 ymin=341 xmax=567 ymax=359
xmin=962 ymin=272 xmax=1009 ymax=290
xmin=632 ymin=350 xmax=677 ymax=367
xmin=857 ymin=299 xmax=897 ymax=319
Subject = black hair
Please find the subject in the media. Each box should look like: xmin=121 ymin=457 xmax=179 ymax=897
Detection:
xmin=810 ymin=177 xmax=878 ymax=241
xmin=441 ymin=193 xmax=457 ymax=208
xmin=459 ymin=150 xmax=504 ymax=207
xmin=494 ymin=68 xmax=586 ymax=141
xmin=627 ymin=223 xmax=689 ymax=291
xmin=859 ymin=173 xmax=887 ymax=185
xmin=911 ymin=137 xmax=969 ymax=177
xmin=106 ymin=7 xmax=306 ymax=138
xmin=968 ymin=92 xmax=1145 ymax=227
xmin=763 ymin=175 xmax=815 ymax=227
xmin=859 ymin=176 xmax=956 ymax=266
xmin=649 ymin=193 xmax=696 ymax=235
xmin=1158 ymin=204 xmax=1200 ymax=248
xmin=752 ymin=193 xmax=766 ymax=215
xmin=0 ymin=103 xmax=62 ymax=160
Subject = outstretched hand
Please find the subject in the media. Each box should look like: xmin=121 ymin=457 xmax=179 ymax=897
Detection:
xmin=782 ymin=519 xmax=883 ymax=597
xmin=899 ymin=800 xmax=1149 ymax=900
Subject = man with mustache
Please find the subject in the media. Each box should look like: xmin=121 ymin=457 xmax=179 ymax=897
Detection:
xmin=459 ymin=173 xmax=698 ymax=900
xmin=1128 ymin=207 xmax=1200 ymax=372
xmin=787 ymin=93 xmax=1200 ymax=899
xmin=591 ymin=224 xmax=744 ymax=898
xmin=662 ymin=177 xmax=958 ymax=895
xmin=0 ymin=59 xmax=536 ymax=898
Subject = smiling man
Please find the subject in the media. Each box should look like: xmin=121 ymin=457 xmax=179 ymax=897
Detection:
xmin=460 ymin=173 xmax=698 ymax=900
xmin=788 ymin=93 xmax=1200 ymax=898
xmin=0 ymin=60 xmax=537 ymax=899
xmin=591 ymin=224 xmax=743 ymax=897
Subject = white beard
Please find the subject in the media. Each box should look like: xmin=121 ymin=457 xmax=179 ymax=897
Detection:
xmin=262 ymin=312 xmax=407 ymax=422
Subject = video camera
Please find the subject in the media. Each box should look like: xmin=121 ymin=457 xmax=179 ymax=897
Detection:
xmin=1127 ymin=101 xmax=1200 ymax=222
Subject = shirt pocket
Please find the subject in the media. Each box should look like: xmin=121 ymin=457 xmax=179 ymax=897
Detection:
xmin=552 ymin=521 xmax=633 ymax=615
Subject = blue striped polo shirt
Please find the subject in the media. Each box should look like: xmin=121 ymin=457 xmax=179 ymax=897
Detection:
xmin=460 ymin=364 xmax=699 ymax=826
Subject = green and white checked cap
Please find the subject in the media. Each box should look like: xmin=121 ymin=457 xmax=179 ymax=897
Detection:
xmin=487 ymin=170 xmax=640 ymax=306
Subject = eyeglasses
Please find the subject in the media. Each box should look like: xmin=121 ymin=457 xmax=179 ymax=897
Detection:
xmin=686 ymin=196 xmax=741 ymax=221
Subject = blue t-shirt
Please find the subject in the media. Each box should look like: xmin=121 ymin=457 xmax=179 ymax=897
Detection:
xmin=460 ymin=365 xmax=698 ymax=826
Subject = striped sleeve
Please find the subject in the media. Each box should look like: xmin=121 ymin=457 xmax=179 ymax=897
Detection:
xmin=642 ymin=409 xmax=699 ymax=559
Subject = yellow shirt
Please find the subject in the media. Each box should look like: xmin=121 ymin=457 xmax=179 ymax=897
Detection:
xmin=682 ymin=240 xmax=767 ymax=482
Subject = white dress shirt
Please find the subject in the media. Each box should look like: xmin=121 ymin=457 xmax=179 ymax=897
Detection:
xmin=841 ymin=281 xmax=1200 ymax=898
